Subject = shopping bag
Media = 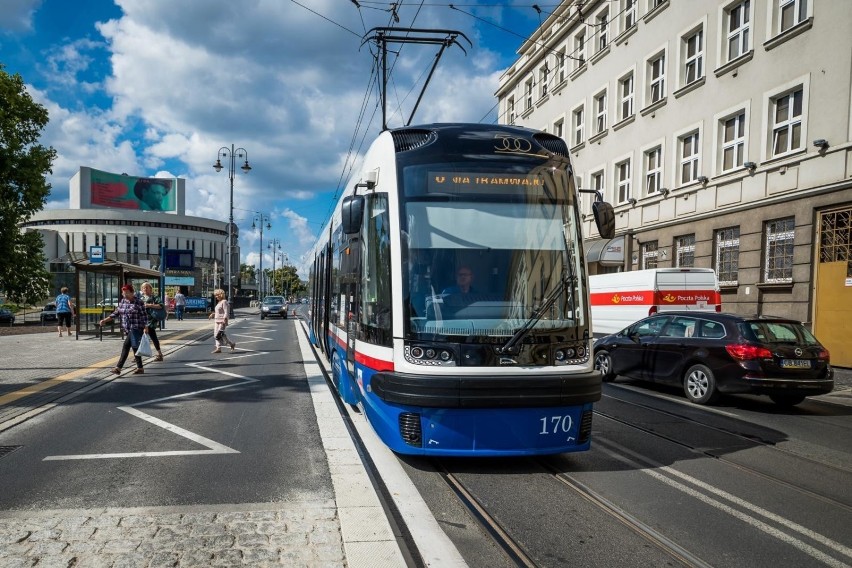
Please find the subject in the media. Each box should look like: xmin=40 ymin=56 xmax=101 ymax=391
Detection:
xmin=136 ymin=333 xmax=153 ymax=357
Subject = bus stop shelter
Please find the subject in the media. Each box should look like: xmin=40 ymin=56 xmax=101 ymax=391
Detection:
xmin=70 ymin=258 xmax=162 ymax=338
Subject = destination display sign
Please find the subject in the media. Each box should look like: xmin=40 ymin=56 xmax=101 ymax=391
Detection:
xmin=427 ymin=172 xmax=545 ymax=194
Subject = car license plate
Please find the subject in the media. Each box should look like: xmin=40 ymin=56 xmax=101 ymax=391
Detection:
xmin=780 ymin=359 xmax=811 ymax=369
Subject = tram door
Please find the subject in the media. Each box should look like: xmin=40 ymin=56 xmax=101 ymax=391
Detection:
xmin=341 ymin=237 xmax=361 ymax=377
xmin=813 ymin=207 xmax=852 ymax=367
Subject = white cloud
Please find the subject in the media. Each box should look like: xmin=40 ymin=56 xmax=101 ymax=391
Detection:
xmin=0 ymin=0 xmax=41 ymax=32
xmin=24 ymin=1 xmax=518 ymax=266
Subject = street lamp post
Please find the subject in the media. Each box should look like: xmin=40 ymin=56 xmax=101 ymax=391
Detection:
xmin=213 ymin=144 xmax=251 ymax=311
xmin=252 ymin=214 xmax=270 ymax=301
xmin=268 ymin=238 xmax=281 ymax=295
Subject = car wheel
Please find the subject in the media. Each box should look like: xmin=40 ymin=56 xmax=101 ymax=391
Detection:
xmin=683 ymin=364 xmax=719 ymax=405
xmin=594 ymin=350 xmax=616 ymax=382
xmin=769 ymin=394 xmax=806 ymax=407
xmin=260 ymin=315 xmax=265 ymax=320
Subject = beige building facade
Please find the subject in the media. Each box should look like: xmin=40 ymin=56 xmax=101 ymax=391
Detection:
xmin=496 ymin=0 xmax=852 ymax=366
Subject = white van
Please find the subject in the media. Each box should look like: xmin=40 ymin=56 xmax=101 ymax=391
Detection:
xmin=589 ymin=268 xmax=721 ymax=337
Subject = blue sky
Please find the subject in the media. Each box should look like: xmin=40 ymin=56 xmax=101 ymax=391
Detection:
xmin=1 ymin=0 xmax=548 ymax=274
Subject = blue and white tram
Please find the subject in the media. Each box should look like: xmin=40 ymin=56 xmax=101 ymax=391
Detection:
xmin=307 ymin=123 xmax=615 ymax=456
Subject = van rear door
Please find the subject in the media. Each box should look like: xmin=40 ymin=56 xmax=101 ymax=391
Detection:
xmin=655 ymin=269 xmax=720 ymax=313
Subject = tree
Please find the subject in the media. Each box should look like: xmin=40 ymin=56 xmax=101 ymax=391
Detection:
xmin=0 ymin=65 xmax=56 ymax=304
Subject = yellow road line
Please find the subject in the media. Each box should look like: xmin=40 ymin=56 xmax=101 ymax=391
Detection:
xmin=0 ymin=327 xmax=207 ymax=407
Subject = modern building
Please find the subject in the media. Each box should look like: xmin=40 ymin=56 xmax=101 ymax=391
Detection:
xmin=20 ymin=167 xmax=235 ymax=299
xmin=496 ymin=0 xmax=852 ymax=366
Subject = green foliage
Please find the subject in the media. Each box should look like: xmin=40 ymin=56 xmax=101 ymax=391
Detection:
xmin=0 ymin=64 xmax=56 ymax=304
xmin=266 ymin=264 xmax=305 ymax=296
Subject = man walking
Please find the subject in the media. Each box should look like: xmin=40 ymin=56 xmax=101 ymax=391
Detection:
xmin=174 ymin=289 xmax=186 ymax=321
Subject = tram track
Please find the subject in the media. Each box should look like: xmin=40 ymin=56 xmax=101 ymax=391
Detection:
xmin=434 ymin=460 xmax=540 ymax=568
xmin=433 ymin=454 xmax=709 ymax=568
xmin=597 ymin=388 xmax=852 ymax=513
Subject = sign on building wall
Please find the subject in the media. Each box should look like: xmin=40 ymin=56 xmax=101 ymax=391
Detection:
xmin=89 ymin=245 xmax=105 ymax=263
xmin=89 ymin=168 xmax=177 ymax=212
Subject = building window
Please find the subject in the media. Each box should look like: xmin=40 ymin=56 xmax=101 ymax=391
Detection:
xmin=594 ymin=91 xmax=607 ymax=134
xmin=726 ymin=0 xmax=751 ymax=62
xmin=645 ymin=146 xmax=662 ymax=195
xmin=619 ymin=73 xmax=634 ymax=121
xmin=525 ymin=79 xmax=533 ymax=110
xmin=574 ymin=31 xmax=586 ymax=70
xmin=94 ymin=234 xmax=100 ymax=247
xmin=764 ymin=217 xmax=795 ymax=283
xmin=507 ymin=97 xmax=515 ymax=124
xmin=557 ymin=48 xmax=567 ymax=83
xmin=721 ymin=111 xmax=746 ymax=171
xmin=642 ymin=241 xmax=658 ymax=269
xmin=592 ymin=171 xmax=605 ymax=203
xmin=623 ymin=0 xmax=637 ymax=30
xmin=779 ymin=0 xmax=808 ymax=33
xmin=684 ymin=29 xmax=704 ymax=85
xmin=573 ymin=106 xmax=585 ymax=146
xmin=676 ymin=234 xmax=696 ymax=267
xmin=597 ymin=10 xmax=609 ymax=52
xmin=680 ymin=131 xmax=700 ymax=184
xmin=554 ymin=118 xmax=564 ymax=140
xmin=715 ymin=227 xmax=740 ymax=285
xmin=649 ymin=53 xmax=666 ymax=103
xmin=772 ymin=88 xmax=803 ymax=156
xmin=539 ymin=65 xmax=549 ymax=99
xmin=616 ymin=160 xmax=631 ymax=203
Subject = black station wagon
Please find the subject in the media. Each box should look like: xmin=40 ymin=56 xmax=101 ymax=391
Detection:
xmin=593 ymin=312 xmax=833 ymax=407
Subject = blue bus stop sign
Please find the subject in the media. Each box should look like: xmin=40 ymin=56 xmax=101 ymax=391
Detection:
xmin=90 ymin=245 xmax=105 ymax=263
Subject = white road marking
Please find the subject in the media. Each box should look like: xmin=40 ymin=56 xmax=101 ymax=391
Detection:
xmin=595 ymin=437 xmax=852 ymax=566
xmin=296 ymin=321 xmax=467 ymax=567
xmin=43 ymin=364 xmax=259 ymax=461
xmin=606 ymin=383 xmax=740 ymax=417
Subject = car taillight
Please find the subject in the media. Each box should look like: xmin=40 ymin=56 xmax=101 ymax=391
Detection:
xmin=725 ymin=343 xmax=773 ymax=361
xmin=818 ymin=348 xmax=830 ymax=362
xmin=715 ymin=304 xmax=722 ymax=312
xmin=649 ymin=306 xmax=658 ymax=316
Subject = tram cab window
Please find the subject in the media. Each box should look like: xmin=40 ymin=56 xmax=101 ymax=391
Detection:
xmin=360 ymin=194 xmax=393 ymax=346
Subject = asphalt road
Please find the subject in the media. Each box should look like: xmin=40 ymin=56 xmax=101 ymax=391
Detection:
xmin=398 ymin=379 xmax=852 ymax=568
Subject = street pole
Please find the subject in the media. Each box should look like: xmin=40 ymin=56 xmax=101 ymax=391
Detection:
xmin=268 ymin=238 xmax=281 ymax=295
xmin=214 ymin=145 xmax=251 ymax=313
xmin=252 ymin=214 xmax=270 ymax=302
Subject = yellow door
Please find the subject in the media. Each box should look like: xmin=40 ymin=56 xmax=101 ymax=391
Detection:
xmin=813 ymin=209 xmax=852 ymax=367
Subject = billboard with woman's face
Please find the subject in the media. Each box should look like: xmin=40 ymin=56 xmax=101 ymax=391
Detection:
xmin=89 ymin=169 xmax=177 ymax=211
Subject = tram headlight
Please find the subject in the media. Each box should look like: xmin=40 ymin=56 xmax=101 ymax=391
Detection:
xmin=577 ymin=346 xmax=586 ymax=357
xmin=555 ymin=349 xmax=565 ymax=361
xmin=411 ymin=346 xmax=424 ymax=359
xmin=439 ymin=350 xmax=451 ymax=362
xmin=425 ymin=348 xmax=436 ymax=359
xmin=565 ymin=347 xmax=576 ymax=358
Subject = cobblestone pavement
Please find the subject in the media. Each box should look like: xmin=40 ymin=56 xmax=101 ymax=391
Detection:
xmin=0 ymin=313 xmax=406 ymax=568
xmin=0 ymin=502 xmax=344 ymax=567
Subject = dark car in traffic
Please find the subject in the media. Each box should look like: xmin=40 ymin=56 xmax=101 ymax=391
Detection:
xmin=260 ymin=296 xmax=288 ymax=320
xmin=40 ymin=304 xmax=58 ymax=323
xmin=0 ymin=308 xmax=15 ymax=325
xmin=593 ymin=312 xmax=833 ymax=407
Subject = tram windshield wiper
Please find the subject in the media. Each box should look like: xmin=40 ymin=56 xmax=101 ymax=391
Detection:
xmin=498 ymin=278 xmax=569 ymax=355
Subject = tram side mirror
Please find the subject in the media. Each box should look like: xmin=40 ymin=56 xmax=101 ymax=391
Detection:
xmin=341 ymin=195 xmax=365 ymax=235
xmin=593 ymin=201 xmax=616 ymax=240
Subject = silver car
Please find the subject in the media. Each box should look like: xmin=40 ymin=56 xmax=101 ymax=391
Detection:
xmin=260 ymin=296 xmax=288 ymax=320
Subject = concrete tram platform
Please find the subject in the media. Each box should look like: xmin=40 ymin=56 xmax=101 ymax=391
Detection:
xmin=0 ymin=311 xmax=409 ymax=567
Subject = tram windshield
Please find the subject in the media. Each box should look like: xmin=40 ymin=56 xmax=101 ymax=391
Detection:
xmin=400 ymin=162 xmax=588 ymax=341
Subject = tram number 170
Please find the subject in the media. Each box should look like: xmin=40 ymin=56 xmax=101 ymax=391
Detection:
xmin=539 ymin=415 xmax=574 ymax=435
